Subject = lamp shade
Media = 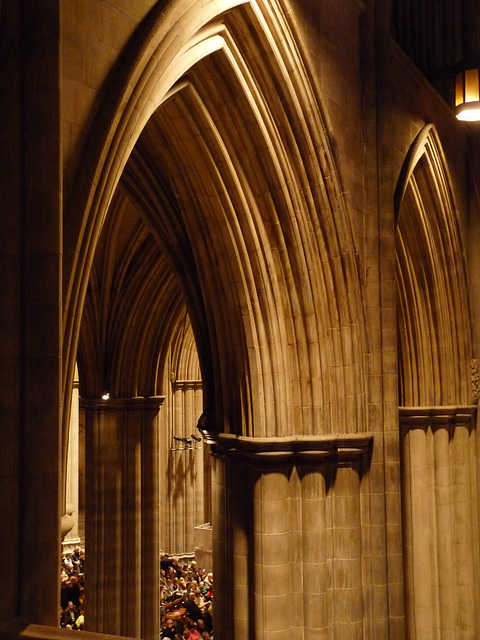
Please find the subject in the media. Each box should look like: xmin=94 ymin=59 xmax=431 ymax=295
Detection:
xmin=455 ymin=68 xmax=480 ymax=121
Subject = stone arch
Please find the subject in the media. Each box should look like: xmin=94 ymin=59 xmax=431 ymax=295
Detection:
xmin=64 ymin=0 xmax=367 ymax=443
xmin=395 ymin=123 xmax=473 ymax=406
xmin=168 ymin=312 xmax=202 ymax=384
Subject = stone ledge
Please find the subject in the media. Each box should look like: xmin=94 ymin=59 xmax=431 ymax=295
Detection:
xmin=81 ymin=396 xmax=166 ymax=411
xmin=211 ymin=432 xmax=373 ymax=467
xmin=399 ymin=405 xmax=477 ymax=429
xmin=0 ymin=620 xmax=132 ymax=640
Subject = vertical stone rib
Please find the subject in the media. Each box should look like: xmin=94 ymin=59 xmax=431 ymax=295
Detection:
xmin=300 ymin=468 xmax=328 ymax=638
xmin=230 ymin=459 xmax=250 ymax=638
xmin=409 ymin=427 xmax=438 ymax=638
xmin=100 ymin=408 xmax=122 ymax=635
xmin=85 ymin=405 xmax=99 ymax=631
xmin=402 ymin=428 xmax=414 ymax=639
xmin=253 ymin=468 xmax=292 ymax=638
xmin=452 ymin=425 xmax=476 ymax=636
xmin=212 ymin=454 xmax=228 ymax=639
xmin=332 ymin=467 xmax=363 ymax=639
xmin=173 ymin=386 xmax=184 ymax=553
xmin=433 ymin=426 xmax=454 ymax=637
xmin=185 ymin=384 xmax=193 ymax=551
xmin=123 ymin=410 xmax=140 ymax=637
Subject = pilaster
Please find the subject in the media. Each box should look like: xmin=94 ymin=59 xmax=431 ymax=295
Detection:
xmin=400 ymin=405 xmax=480 ymax=639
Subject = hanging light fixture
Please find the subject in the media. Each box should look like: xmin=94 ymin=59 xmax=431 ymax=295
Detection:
xmin=455 ymin=68 xmax=480 ymax=121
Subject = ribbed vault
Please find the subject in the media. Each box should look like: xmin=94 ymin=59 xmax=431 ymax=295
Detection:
xmin=396 ymin=124 xmax=472 ymax=406
xmin=69 ymin=0 xmax=368 ymax=439
xmin=78 ymin=190 xmax=187 ymax=398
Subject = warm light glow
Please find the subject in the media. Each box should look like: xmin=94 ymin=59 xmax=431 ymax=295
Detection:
xmin=455 ymin=69 xmax=480 ymax=121
xmin=455 ymin=73 xmax=464 ymax=107
xmin=457 ymin=107 xmax=480 ymax=122
xmin=465 ymin=69 xmax=479 ymax=102
xmin=101 ymin=391 xmax=110 ymax=400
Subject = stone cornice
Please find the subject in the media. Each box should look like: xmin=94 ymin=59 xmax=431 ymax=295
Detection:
xmin=210 ymin=432 xmax=373 ymax=467
xmin=399 ymin=405 xmax=477 ymax=429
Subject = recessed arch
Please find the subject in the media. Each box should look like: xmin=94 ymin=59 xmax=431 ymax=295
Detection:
xmin=395 ymin=123 xmax=473 ymax=406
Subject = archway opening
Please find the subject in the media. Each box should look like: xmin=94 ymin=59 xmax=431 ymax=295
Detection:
xmin=62 ymin=1 xmax=369 ymax=637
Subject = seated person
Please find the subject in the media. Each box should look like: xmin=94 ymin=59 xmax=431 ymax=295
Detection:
xmin=202 ymin=602 xmax=213 ymax=634
xmin=61 ymin=601 xmax=78 ymax=628
xmin=161 ymin=619 xmax=177 ymax=639
xmin=73 ymin=609 xmax=84 ymax=630
xmin=185 ymin=592 xmax=203 ymax=623
xmin=183 ymin=623 xmax=201 ymax=640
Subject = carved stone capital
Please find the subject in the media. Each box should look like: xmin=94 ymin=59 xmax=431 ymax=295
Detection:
xmin=399 ymin=405 xmax=477 ymax=431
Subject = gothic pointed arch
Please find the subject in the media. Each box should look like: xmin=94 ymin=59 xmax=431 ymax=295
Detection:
xmin=395 ymin=124 xmax=479 ymax=639
xmin=78 ymin=190 xmax=187 ymax=399
xmin=65 ymin=0 xmax=368 ymax=443
xmin=395 ymin=124 xmax=473 ymax=406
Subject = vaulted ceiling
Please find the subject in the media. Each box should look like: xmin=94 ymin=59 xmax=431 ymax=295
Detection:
xmin=75 ymin=0 xmax=367 ymax=439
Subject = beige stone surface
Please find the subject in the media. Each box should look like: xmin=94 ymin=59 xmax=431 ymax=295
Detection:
xmin=2 ymin=1 xmax=480 ymax=638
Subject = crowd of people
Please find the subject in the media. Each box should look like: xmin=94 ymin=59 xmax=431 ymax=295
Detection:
xmin=59 ymin=548 xmax=214 ymax=639
xmin=160 ymin=555 xmax=214 ymax=640
xmin=60 ymin=547 xmax=85 ymax=630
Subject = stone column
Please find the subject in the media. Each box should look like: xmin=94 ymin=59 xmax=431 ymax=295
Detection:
xmin=168 ymin=379 xmax=204 ymax=555
xmin=7 ymin=0 xmax=62 ymax=626
xmin=62 ymin=372 xmax=81 ymax=552
xmin=173 ymin=384 xmax=185 ymax=552
xmin=400 ymin=406 xmax=480 ymax=640
xmin=83 ymin=396 xmax=164 ymax=640
xmin=210 ymin=433 xmax=372 ymax=640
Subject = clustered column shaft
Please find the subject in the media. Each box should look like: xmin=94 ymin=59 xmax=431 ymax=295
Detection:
xmin=83 ymin=396 xmax=163 ymax=640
